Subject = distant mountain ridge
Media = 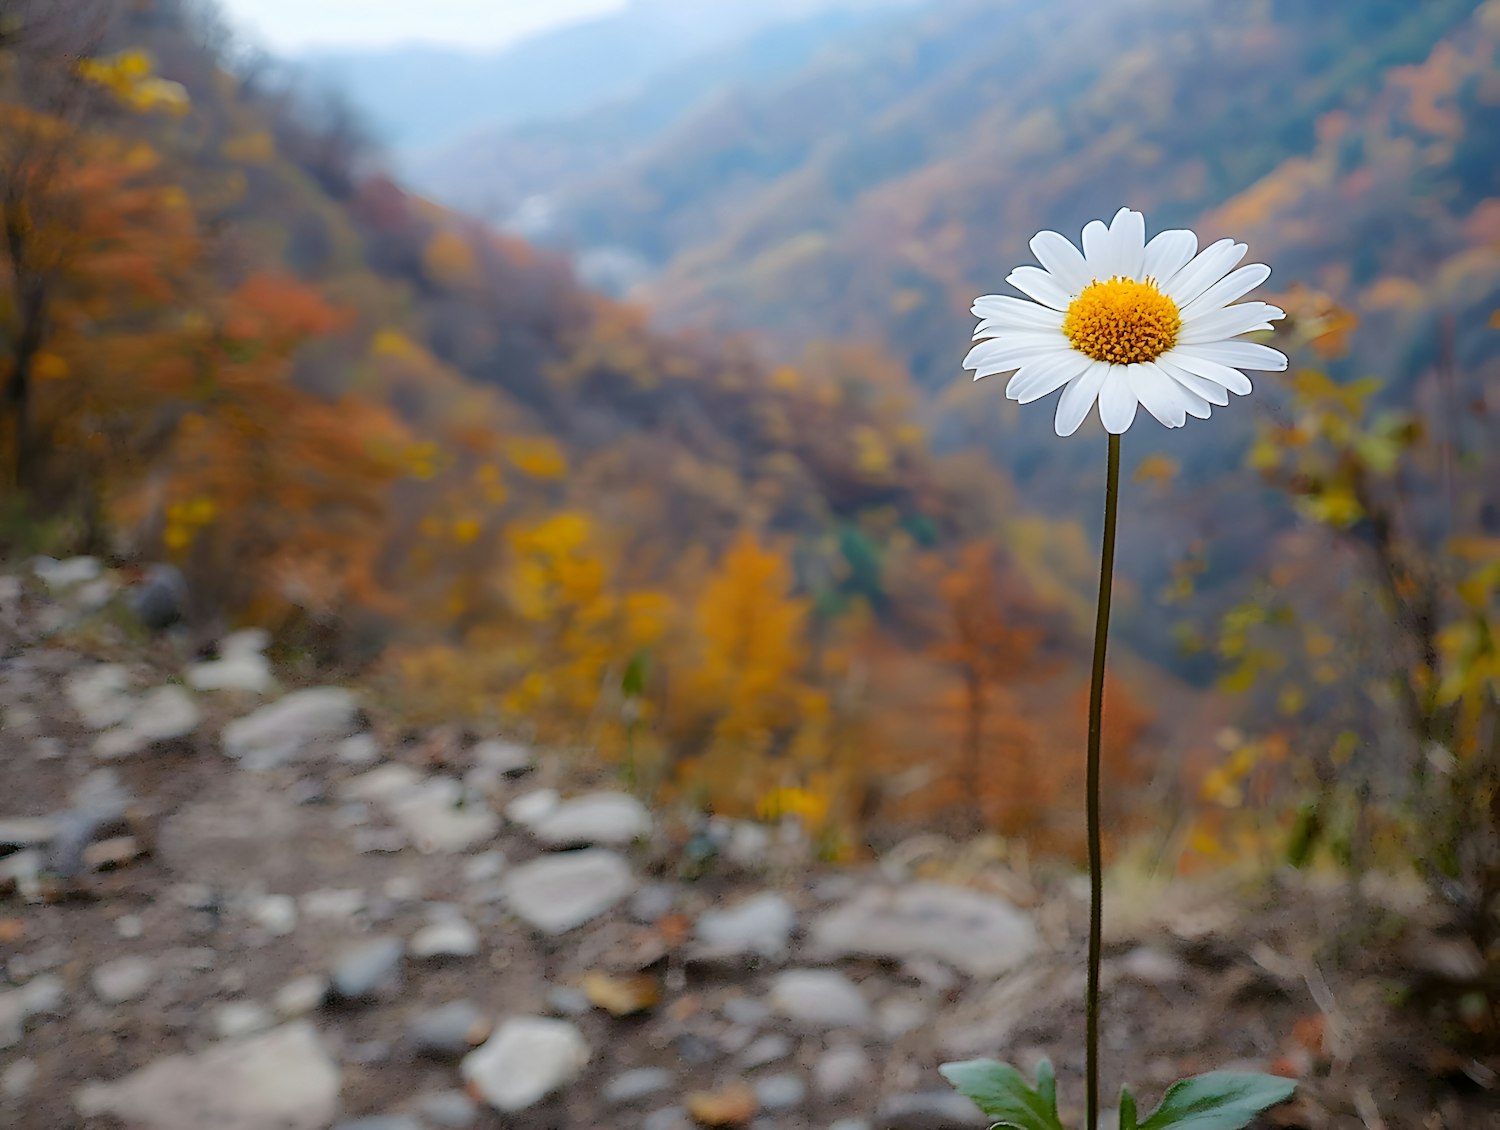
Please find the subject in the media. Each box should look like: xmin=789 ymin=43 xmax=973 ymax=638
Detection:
xmin=301 ymin=0 xmax=923 ymax=153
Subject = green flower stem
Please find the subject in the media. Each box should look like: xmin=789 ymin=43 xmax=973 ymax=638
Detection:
xmin=1086 ymin=431 xmax=1120 ymax=1130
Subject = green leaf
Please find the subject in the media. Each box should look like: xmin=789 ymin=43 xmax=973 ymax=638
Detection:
xmin=1137 ymin=1072 xmax=1296 ymax=1130
xmin=1036 ymin=1059 xmax=1057 ymax=1113
xmin=938 ymin=1060 xmax=1064 ymax=1130
xmin=1119 ymin=1085 xmax=1139 ymax=1130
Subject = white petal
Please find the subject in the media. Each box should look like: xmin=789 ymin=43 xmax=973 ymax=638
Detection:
xmin=1162 ymin=348 xmax=1254 ymax=395
xmin=1157 ymin=356 xmax=1230 ymax=405
xmin=1180 ymin=263 xmax=1272 ymax=318
xmin=1029 ymin=230 xmax=1092 ymax=294
xmin=1006 ymin=349 xmax=1093 ymax=403
xmin=1178 ymin=339 xmax=1288 ymax=372
xmin=972 ymin=295 xmax=1065 ymax=336
xmin=1143 ymin=229 xmax=1197 ymax=282
xmin=1127 ymin=362 xmax=1189 ymax=428
xmin=1054 ymin=361 xmax=1111 ymax=437
xmin=1162 ymin=239 xmax=1246 ymax=306
xmin=1108 ymin=208 xmax=1146 ymax=280
xmin=1177 ymin=386 xmax=1214 ymax=419
xmin=1179 ymin=302 xmax=1286 ymax=344
xmin=1081 ymin=219 xmax=1115 ymax=281
xmin=1006 ymin=266 xmax=1073 ymax=311
xmin=966 ymin=333 xmax=1069 ymax=378
xmin=1097 ymin=367 xmax=1140 ymax=434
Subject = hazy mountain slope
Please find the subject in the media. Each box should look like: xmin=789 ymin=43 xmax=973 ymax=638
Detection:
xmin=300 ymin=0 xmax=920 ymax=152
xmin=401 ymin=2 xmax=917 ymax=225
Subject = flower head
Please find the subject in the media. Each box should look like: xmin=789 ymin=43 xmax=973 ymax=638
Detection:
xmin=966 ymin=208 xmax=1287 ymax=436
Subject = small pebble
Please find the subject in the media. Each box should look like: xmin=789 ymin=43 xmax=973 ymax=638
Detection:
xmin=754 ymin=1073 xmax=806 ymax=1112
xmin=92 ymin=956 xmax=156 ymax=1004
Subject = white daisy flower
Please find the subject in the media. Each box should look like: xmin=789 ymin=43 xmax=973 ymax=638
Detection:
xmin=965 ymin=207 xmax=1287 ymax=436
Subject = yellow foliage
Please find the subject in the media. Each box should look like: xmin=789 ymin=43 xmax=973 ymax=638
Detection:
xmin=422 ymin=230 xmax=481 ymax=291
xmin=372 ymin=329 xmax=421 ymax=359
xmin=34 ymin=353 xmax=68 ymax=381
xmin=79 ymin=51 xmax=190 ymax=116
xmin=506 ymin=436 xmax=569 ymax=480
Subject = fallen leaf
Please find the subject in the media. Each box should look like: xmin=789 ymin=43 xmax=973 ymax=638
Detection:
xmin=581 ymin=971 xmax=662 ymax=1017
xmin=685 ymin=1082 xmax=757 ymax=1126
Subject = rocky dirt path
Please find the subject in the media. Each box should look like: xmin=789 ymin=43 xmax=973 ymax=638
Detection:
xmin=1 ymin=559 xmax=1495 ymax=1129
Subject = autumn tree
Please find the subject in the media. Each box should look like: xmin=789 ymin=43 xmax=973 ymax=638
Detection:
xmin=0 ymin=5 xmax=188 ymax=495
xmin=927 ymin=540 xmax=1047 ymax=831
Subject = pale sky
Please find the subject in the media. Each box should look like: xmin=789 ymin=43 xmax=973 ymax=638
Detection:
xmin=215 ymin=0 xmax=631 ymax=53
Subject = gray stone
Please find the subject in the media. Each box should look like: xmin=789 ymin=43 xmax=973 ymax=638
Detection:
xmin=92 ymin=956 xmax=156 ymax=1004
xmin=526 ymin=791 xmax=651 ymax=847
xmin=504 ymin=788 xmax=558 ymax=825
xmin=546 ymin=986 xmax=591 ymax=1016
xmin=66 ymin=665 xmax=135 ymax=730
xmin=408 ymin=1000 xmax=491 ymax=1059
xmin=341 ymin=764 xmax=422 ymax=803
xmin=754 ymin=1073 xmax=807 ymax=1112
xmin=630 ymin=883 xmax=675 ymax=924
xmin=75 ymin=1021 xmax=340 ymax=1130
xmin=330 ymin=936 xmax=404 ymax=1002
xmin=643 ymin=1107 xmax=694 ymax=1130
xmin=1 ymin=1057 xmax=37 ymax=1099
xmin=814 ymin=1045 xmax=873 ymax=1099
xmin=1116 ymin=946 xmax=1189 ymax=987
xmin=461 ymin=1017 xmax=589 ymax=1112
xmin=412 ymin=1090 xmax=479 ymax=1128
xmin=273 ymin=976 xmax=327 ymax=1018
xmin=740 ymin=1034 xmax=792 ymax=1069
xmin=462 ymin=851 xmax=506 ymax=883
xmin=221 ymin=688 xmax=360 ymax=768
xmin=187 ymin=652 xmax=274 ymax=695
xmin=410 ymin=916 xmax=480 ymax=959
xmin=696 ymin=893 xmax=796 ymax=960
xmin=604 ymin=1067 xmax=673 ymax=1106
xmin=502 ymin=849 xmax=635 ymax=934
xmin=876 ymin=1091 xmax=986 ymax=1129
xmin=722 ymin=996 xmax=772 ymax=1027
xmin=0 ymin=975 xmax=64 ymax=1049
xmin=0 ymin=848 xmax=42 ymax=901
xmin=333 ymin=1118 xmax=424 ymax=1130
xmin=810 ymin=883 xmax=1038 ymax=979
xmin=470 ymin=738 xmax=533 ymax=775
xmin=387 ymin=778 xmax=499 ymax=854
xmin=301 ymin=888 xmax=366 ymax=921
xmin=249 ymin=894 xmax=297 ymax=937
xmin=35 ymin=555 xmax=102 ymax=589
xmin=337 ymin=733 xmax=381 ymax=765
xmin=829 ymin=1121 xmax=872 ymax=1130
xmin=213 ymin=1001 xmax=274 ymax=1040
xmin=0 ymin=817 xmax=55 ymax=849
xmin=769 ymin=970 xmax=871 ymax=1029
xmin=94 ymin=685 xmax=202 ymax=759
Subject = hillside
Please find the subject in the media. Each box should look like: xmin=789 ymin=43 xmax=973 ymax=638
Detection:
xmin=409 ymin=0 xmax=1495 ymax=487
xmin=0 ymin=0 xmax=1176 ymax=849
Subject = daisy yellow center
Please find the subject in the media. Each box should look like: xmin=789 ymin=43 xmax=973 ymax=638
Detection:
xmin=1062 ymin=276 xmax=1181 ymax=365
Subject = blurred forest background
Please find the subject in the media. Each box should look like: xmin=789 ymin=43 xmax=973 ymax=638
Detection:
xmin=2 ymin=0 xmax=1497 ymax=941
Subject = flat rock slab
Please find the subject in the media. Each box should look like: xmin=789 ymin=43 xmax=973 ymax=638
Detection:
xmin=810 ymin=882 xmax=1038 ymax=979
xmin=694 ymin=892 xmax=796 ymax=960
xmin=461 ymin=1017 xmax=588 ymax=1112
xmin=94 ymin=685 xmax=202 ymax=759
xmin=525 ymin=792 xmax=651 ymax=847
xmin=502 ymin=849 xmax=634 ymax=934
xmin=65 ymin=665 xmax=135 ymax=730
xmin=222 ymin=688 xmax=360 ymax=768
xmin=769 ymin=970 xmax=872 ymax=1029
xmin=75 ymin=1021 xmax=340 ymax=1130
